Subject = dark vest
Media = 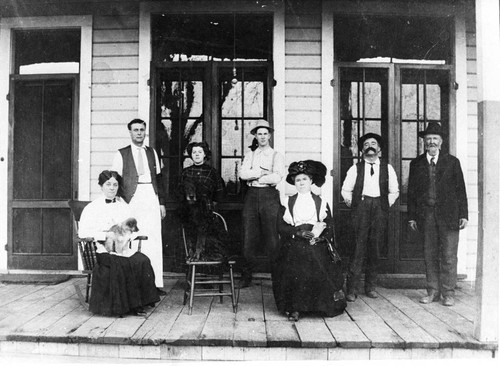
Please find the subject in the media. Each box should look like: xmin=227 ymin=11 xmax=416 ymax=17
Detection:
xmin=119 ymin=145 xmax=159 ymax=203
xmin=352 ymin=160 xmax=389 ymax=212
xmin=288 ymin=193 xmax=322 ymax=222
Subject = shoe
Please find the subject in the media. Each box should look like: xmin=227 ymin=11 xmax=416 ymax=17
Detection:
xmin=157 ymin=288 xmax=167 ymax=296
xmin=442 ymin=296 xmax=455 ymax=306
xmin=419 ymin=291 xmax=440 ymax=304
xmin=132 ymin=307 xmax=147 ymax=316
xmin=288 ymin=311 xmax=299 ymax=322
xmin=365 ymin=290 xmax=379 ymax=299
xmin=346 ymin=293 xmax=357 ymax=302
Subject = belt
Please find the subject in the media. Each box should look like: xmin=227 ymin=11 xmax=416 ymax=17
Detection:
xmin=361 ymin=195 xmax=380 ymax=200
xmin=248 ymin=185 xmax=275 ymax=189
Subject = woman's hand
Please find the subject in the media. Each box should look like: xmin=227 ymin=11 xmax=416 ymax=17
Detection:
xmin=296 ymin=230 xmax=314 ymax=240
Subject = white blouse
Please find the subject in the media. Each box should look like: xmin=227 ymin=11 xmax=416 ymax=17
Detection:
xmin=78 ymin=195 xmax=134 ymax=255
xmin=283 ymin=192 xmax=328 ymax=226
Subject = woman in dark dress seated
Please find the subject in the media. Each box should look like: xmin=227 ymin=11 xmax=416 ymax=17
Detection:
xmin=178 ymin=142 xmax=228 ymax=261
xmin=272 ymin=161 xmax=346 ymax=321
xmin=78 ymin=170 xmax=160 ymax=316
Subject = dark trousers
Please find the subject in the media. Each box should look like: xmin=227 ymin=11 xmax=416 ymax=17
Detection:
xmin=347 ymin=196 xmax=386 ymax=294
xmin=241 ymin=187 xmax=281 ymax=278
xmin=423 ymin=206 xmax=459 ymax=297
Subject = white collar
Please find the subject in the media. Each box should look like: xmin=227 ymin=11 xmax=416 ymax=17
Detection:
xmin=426 ymin=152 xmax=439 ymax=163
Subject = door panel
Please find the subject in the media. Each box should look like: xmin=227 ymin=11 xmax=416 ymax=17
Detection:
xmin=9 ymin=77 xmax=77 ymax=270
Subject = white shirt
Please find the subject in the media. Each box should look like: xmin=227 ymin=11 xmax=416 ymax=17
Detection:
xmin=240 ymin=146 xmax=285 ymax=187
xmin=283 ymin=192 xmax=328 ymax=226
xmin=341 ymin=158 xmax=400 ymax=207
xmin=78 ymin=195 xmax=134 ymax=255
xmin=426 ymin=151 xmax=440 ymax=165
xmin=111 ymin=145 xmax=161 ymax=183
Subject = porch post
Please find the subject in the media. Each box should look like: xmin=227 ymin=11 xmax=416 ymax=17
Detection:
xmin=474 ymin=0 xmax=500 ymax=343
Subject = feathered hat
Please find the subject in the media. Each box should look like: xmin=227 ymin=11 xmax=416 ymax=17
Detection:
xmin=286 ymin=160 xmax=327 ymax=187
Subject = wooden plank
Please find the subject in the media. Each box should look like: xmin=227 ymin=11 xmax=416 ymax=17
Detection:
xmin=265 ymin=320 xmax=300 ymax=347
xmin=324 ymin=318 xmax=371 ymax=348
xmin=69 ymin=314 xmax=118 ymax=343
xmin=94 ymin=15 xmax=139 ymax=30
xmin=285 ymin=82 xmax=321 ymax=97
xmin=401 ymin=289 xmax=481 ymax=348
xmin=236 ymin=285 xmax=264 ymax=322
xmin=163 ymin=296 xmax=212 ymax=346
xmin=286 ymin=28 xmax=321 ymax=42
xmin=94 ymin=29 xmax=139 ymax=43
xmin=285 ymin=41 xmax=321 ymax=55
xmin=92 ymin=83 xmax=138 ymax=98
xmin=294 ymin=320 xmax=336 ymax=348
xmin=362 ymin=293 xmax=439 ymax=348
xmin=377 ymin=288 xmax=470 ymax=347
xmin=93 ymin=43 xmax=138 ymax=57
xmin=262 ymin=293 xmax=283 ymax=321
xmin=286 ymin=124 xmax=321 ymax=139
xmin=285 ymin=96 xmax=321 ymax=111
xmin=130 ymin=284 xmax=185 ymax=345
xmin=285 ymin=69 xmax=321 ymax=83
xmin=41 ymin=305 xmax=95 ymax=342
xmin=93 ymin=57 xmax=139 ymax=71
xmin=9 ymin=295 xmax=81 ymax=341
xmin=233 ymin=319 xmax=267 ymax=347
xmin=92 ymin=96 xmax=138 ymax=111
xmin=414 ymin=289 xmax=476 ymax=322
xmin=199 ymin=299 xmax=236 ymax=346
xmin=286 ymin=14 xmax=321 ymax=28
xmin=346 ymin=297 xmax=405 ymax=348
xmin=286 ymin=55 xmax=321 ymax=69
xmin=92 ymin=70 xmax=138 ymax=84
xmin=0 ymin=284 xmax=42 ymax=307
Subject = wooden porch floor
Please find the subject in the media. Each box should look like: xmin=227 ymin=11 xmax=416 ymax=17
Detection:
xmin=0 ymin=277 xmax=496 ymax=361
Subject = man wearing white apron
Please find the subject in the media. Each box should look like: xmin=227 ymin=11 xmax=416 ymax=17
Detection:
xmin=112 ymin=119 xmax=166 ymax=294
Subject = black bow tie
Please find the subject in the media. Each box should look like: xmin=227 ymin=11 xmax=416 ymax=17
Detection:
xmin=105 ymin=198 xmax=116 ymax=204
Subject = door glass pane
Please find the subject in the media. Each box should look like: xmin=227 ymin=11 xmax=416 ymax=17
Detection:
xmin=14 ymin=29 xmax=80 ymax=74
xmin=219 ymin=67 xmax=268 ymax=200
xmin=156 ymin=68 xmax=205 ymax=200
xmin=338 ymin=67 xmax=388 ymax=191
xmin=400 ymin=69 xmax=449 ymax=203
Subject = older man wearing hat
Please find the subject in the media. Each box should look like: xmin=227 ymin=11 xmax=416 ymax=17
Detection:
xmin=341 ymin=133 xmax=399 ymax=301
xmin=408 ymin=122 xmax=468 ymax=307
xmin=239 ymin=119 xmax=286 ymax=288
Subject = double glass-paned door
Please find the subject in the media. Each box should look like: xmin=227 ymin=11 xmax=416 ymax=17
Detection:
xmin=335 ymin=64 xmax=451 ymax=274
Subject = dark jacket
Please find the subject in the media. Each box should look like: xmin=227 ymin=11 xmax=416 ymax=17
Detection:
xmin=119 ymin=145 xmax=165 ymax=205
xmin=408 ymin=152 xmax=468 ymax=230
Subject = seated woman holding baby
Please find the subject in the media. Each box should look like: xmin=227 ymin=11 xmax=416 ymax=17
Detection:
xmin=78 ymin=170 xmax=159 ymax=317
xmin=272 ymin=161 xmax=346 ymax=322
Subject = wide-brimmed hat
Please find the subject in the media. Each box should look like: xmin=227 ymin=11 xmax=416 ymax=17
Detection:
xmin=286 ymin=160 xmax=327 ymax=187
xmin=358 ymin=133 xmax=383 ymax=149
xmin=250 ymin=119 xmax=274 ymax=135
xmin=418 ymin=122 xmax=444 ymax=138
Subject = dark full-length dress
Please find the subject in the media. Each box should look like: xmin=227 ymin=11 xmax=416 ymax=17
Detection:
xmin=272 ymin=193 xmax=346 ymax=317
xmin=79 ymin=196 xmax=160 ymax=317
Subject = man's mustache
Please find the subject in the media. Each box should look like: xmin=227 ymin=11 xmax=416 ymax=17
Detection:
xmin=363 ymin=147 xmax=377 ymax=154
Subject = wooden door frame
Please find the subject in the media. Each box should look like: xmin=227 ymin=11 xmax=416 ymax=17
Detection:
xmin=8 ymin=74 xmax=80 ymax=269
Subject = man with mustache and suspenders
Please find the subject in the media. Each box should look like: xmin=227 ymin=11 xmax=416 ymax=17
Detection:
xmin=341 ymin=133 xmax=399 ymax=302
xmin=408 ymin=122 xmax=468 ymax=307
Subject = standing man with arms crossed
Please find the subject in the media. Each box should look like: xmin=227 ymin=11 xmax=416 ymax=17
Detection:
xmin=239 ymin=120 xmax=286 ymax=288
xmin=408 ymin=122 xmax=468 ymax=307
xmin=112 ymin=119 xmax=167 ymax=295
xmin=341 ymin=133 xmax=399 ymax=302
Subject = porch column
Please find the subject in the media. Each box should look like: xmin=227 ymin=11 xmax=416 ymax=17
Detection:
xmin=474 ymin=0 xmax=500 ymax=343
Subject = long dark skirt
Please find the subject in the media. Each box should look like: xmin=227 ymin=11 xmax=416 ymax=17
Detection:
xmin=272 ymin=236 xmax=346 ymax=318
xmin=89 ymin=252 xmax=160 ymax=316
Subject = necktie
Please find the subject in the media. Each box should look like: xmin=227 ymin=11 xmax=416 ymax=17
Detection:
xmin=105 ymin=198 xmax=116 ymax=204
xmin=428 ymin=157 xmax=437 ymax=205
xmin=430 ymin=157 xmax=435 ymax=167
xmin=369 ymin=163 xmax=375 ymax=176
xmin=137 ymin=147 xmax=145 ymax=175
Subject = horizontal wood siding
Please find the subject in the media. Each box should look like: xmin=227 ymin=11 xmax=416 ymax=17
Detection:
xmin=465 ymin=4 xmax=478 ymax=281
xmin=90 ymin=14 xmax=139 ymax=198
xmin=284 ymin=1 xmax=323 ymax=168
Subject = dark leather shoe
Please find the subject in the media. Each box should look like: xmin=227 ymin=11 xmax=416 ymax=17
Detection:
xmin=346 ymin=293 xmax=357 ymax=302
xmin=132 ymin=307 xmax=147 ymax=316
xmin=288 ymin=311 xmax=299 ymax=322
xmin=157 ymin=288 xmax=167 ymax=296
xmin=419 ymin=291 xmax=440 ymax=304
xmin=442 ymin=296 xmax=455 ymax=306
xmin=365 ymin=290 xmax=379 ymax=299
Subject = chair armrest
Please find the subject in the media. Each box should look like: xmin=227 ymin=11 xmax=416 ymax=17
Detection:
xmin=135 ymin=236 xmax=148 ymax=241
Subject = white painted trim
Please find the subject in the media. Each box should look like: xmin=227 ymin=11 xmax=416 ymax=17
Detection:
xmin=321 ymin=9 xmax=334 ymax=207
xmin=0 ymin=15 xmax=93 ymax=271
xmin=324 ymin=0 xmax=456 ymax=16
xmin=139 ymin=0 xmax=286 ymax=192
xmin=454 ymin=8 xmax=470 ymax=279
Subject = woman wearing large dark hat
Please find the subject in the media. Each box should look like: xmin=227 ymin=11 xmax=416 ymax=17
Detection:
xmin=272 ymin=161 xmax=346 ymax=321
